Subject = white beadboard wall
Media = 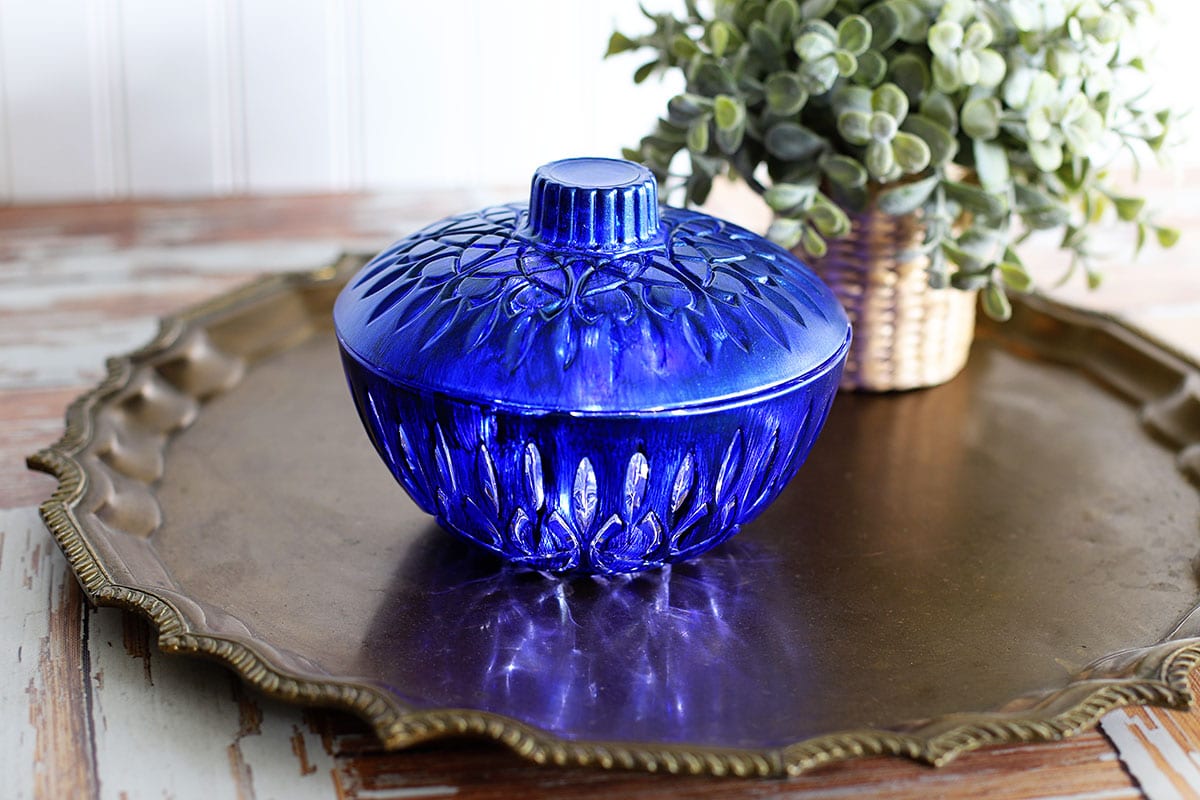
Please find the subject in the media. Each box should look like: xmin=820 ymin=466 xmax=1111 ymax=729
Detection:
xmin=0 ymin=0 xmax=681 ymax=202
xmin=0 ymin=0 xmax=1195 ymax=203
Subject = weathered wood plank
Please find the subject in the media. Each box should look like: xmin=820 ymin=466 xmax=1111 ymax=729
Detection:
xmin=0 ymin=387 xmax=76 ymax=509
xmin=316 ymin=732 xmax=1143 ymax=800
xmin=0 ymin=507 xmax=98 ymax=799
xmin=1101 ymin=670 xmax=1200 ymax=800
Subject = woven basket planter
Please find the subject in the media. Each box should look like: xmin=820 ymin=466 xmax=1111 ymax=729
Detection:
xmin=799 ymin=206 xmax=978 ymax=392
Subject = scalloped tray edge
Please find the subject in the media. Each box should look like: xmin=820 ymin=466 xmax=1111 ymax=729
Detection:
xmin=25 ymin=255 xmax=1200 ymax=779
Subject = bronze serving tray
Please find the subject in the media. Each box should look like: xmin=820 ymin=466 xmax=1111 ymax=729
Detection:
xmin=29 ymin=255 xmax=1200 ymax=778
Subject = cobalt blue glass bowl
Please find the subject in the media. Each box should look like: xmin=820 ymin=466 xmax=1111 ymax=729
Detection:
xmin=334 ymin=157 xmax=851 ymax=575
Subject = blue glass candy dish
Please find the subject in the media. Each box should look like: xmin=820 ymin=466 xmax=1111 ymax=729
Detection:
xmin=333 ymin=157 xmax=851 ymax=575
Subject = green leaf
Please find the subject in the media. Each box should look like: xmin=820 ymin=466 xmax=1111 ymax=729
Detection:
xmin=687 ymin=118 xmax=710 ymax=153
xmin=1028 ymin=139 xmax=1063 ymax=173
xmin=942 ymin=241 xmax=986 ymax=272
xmin=869 ymin=111 xmax=898 ymax=142
xmin=799 ymin=0 xmax=837 ymax=21
xmin=833 ymin=84 xmax=872 ymax=112
xmin=667 ymin=93 xmax=712 ymax=123
xmin=795 ymin=31 xmax=836 ymax=61
xmin=1156 ymin=226 xmax=1181 ymax=247
xmin=865 ymin=140 xmax=895 ymax=179
xmin=749 ymin=20 xmax=784 ymax=61
xmin=1061 ymin=225 xmax=1086 ymax=250
xmin=606 ymin=32 xmax=638 ymax=57
xmin=1113 ymin=197 xmax=1145 ymax=222
xmin=691 ymin=62 xmax=737 ymax=95
xmin=671 ymin=34 xmax=700 ymax=60
xmin=876 ymin=174 xmax=939 ymax=214
xmin=837 ymin=15 xmax=872 ymax=55
xmin=714 ymin=95 xmax=744 ymax=130
xmin=951 ymin=270 xmax=991 ymax=290
xmin=797 ymin=55 xmax=840 ymax=93
xmin=931 ymin=56 xmax=961 ymax=94
xmin=737 ymin=75 xmax=766 ymax=107
xmin=798 ymin=19 xmax=837 ymax=40
xmin=687 ymin=172 xmax=714 ymax=205
xmin=871 ymin=83 xmax=908 ymax=122
xmin=764 ymin=182 xmax=817 ymax=212
xmin=919 ymin=92 xmax=957 ymax=132
xmin=963 ymin=20 xmax=993 ymax=49
xmin=927 ymin=21 xmax=963 ymax=56
xmin=633 ymin=60 xmax=658 ymax=84
xmin=863 ymin=2 xmax=900 ymax=50
xmin=900 ymin=114 xmax=957 ymax=165
xmin=808 ymin=196 xmax=851 ymax=236
xmin=647 ymin=121 xmax=687 ymax=145
xmin=707 ymin=20 xmax=732 ymax=58
xmin=998 ymin=260 xmax=1033 ymax=292
xmin=973 ymin=139 xmax=1009 ymax=194
xmin=943 ymin=180 xmax=1006 ymax=218
xmin=765 ymin=72 xmax=808 ymax=116
xmin=828 ymin=181 xmax=869 ymax=213
xmin=820 ymin=154 xmax=869 ymax=188
xmin=834 ymin=50 xmax=858 ymax=77
xmin=982 ymin=283 xmax=1012 ymax=320
xmin=853 ymin=49 xmax=887 ymax=87
xmin=767 ymin=217 xmax=804 ymax=249
xmin=766 ymin=0 xmax=800 ymax=35
xmin=958 ymin=226 xmax=1000 ymax=258
xmin=888 ymin=53 xmax=930 ymax=103
xmin=801 ymin=226 xmax=828 ymax=258
xmin=961 ymin=97 xmax=1000 ymax=140
xmin=837 ymin=110 xmax=872 ymax=146
xmin=1013 ymin=184 xmax=1068 ymax=229
xmin=891 ymin=0 xmax=928 ymax=42
xmin=1013 ymin=184 xmax=1052 ymax=210
xmin=765 ymin=122 xmax=826 ymax=160
xmin=715 ymin=116 xmax=746 ymax=154
xmin=893 ymin=132 xmax=931 ymax=173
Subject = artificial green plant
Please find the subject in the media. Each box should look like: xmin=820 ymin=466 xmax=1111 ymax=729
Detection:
xmin=609 ymin=0 xmax=1177 ymax=318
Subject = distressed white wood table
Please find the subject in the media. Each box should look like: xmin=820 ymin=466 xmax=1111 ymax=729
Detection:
xmin=3 ymin=182 xmax=1200 ymax=799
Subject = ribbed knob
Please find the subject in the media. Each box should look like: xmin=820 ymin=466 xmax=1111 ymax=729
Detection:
xmin=526 ymin=158 xmax=660 ymax=251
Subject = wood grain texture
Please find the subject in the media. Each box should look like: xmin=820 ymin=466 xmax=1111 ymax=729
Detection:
xmin=2 ymin=188 xmax=1199 ymax=799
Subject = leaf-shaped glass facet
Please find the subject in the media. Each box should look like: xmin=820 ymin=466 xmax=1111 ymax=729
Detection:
xmin=540 ymin=511 xmax=581 ymax=570
xmin=592 ymin=511 xmax=664 ymax=571
xmin=670 ymin=452 xmax=696 ymax=518
xmin=476 ymin=444 xmax=500 ymax=516
xmin=715 ymin=429 xmax=746 ymax=506
xmin=510 ymin=507 xmax=537 ymax=556
xmin=572 ymin=457 xmax=598 ymax=532
xmin=433 ymin=423 xmax=457 ymax=494
xmin=522 ymin=442 xmax=545 ymax=513
xmin=623 ymin=452 xmax=650 ymax=521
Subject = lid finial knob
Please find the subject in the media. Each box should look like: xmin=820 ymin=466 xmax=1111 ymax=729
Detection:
xmin=526 ymin=158 xmax=660 ymax=251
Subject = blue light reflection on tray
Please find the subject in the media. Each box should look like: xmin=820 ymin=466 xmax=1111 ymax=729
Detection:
xmin=367 ymin=532 xmax=818 ymax=747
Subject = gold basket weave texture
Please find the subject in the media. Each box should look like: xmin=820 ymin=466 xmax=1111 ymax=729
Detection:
xmin=802 ymin=207 xmax=978 ymax=392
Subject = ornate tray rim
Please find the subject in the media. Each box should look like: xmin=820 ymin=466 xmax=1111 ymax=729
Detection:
xmin=27 ymin=255 xmax=1200 ymax=779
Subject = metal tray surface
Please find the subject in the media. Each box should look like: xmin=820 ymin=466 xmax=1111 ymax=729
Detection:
xmin=29 ymin=255 xmax=1200 ymax=778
